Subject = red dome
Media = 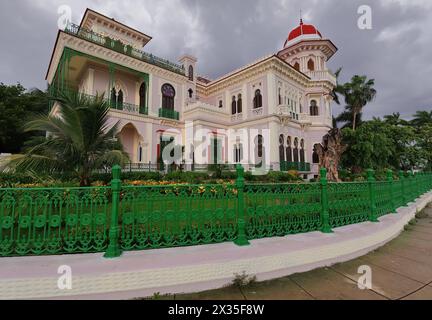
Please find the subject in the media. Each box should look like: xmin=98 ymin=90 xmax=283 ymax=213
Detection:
xmin=284 ymin=19 xmax=322 ymax=47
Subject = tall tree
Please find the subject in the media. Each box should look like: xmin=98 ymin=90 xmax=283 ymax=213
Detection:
xmin=0 ymin=83 xmax=49 ymax=153
xmin=314 ymin=128 xmax=347 ymax=182
xmin=7 ymin=91 xmax=129 ymax=186
xmin=411 ymin=110 xmax=432 ymax=127
xmin=336 ymin=75 xmax=377 ymax=131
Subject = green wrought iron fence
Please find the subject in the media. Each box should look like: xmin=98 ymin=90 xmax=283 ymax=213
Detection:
xmin=280 ymin=161 xmax=311 ymax=172
xmin=158 ymin=108 xmax=180 ymax=120
xmin=0 ymin=166 xmax=431 ymax=258
xmin=0 ymin=187 xmax=110 ymax=256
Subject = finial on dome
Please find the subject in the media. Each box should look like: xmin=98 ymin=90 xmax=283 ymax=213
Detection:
xmin=300 ymin=9 xmax=303 ymax=25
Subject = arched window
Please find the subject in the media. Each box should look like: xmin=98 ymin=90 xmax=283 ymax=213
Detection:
xmin=117 ymin=90 xmax=123 ymax=109
xmin=254 ymin=134 xmax=265 ymax=168
xmin=293 ymin=138 xmax=299 ymax=162
xmin=279 ymin=134 xmax=285 ymax=163
xmin=237 ymin=94 xmax=242 ymax=113
xmin=234 ymin=143 xmax=243 ymax=163
xmin=110 ymin=88 xmax=117 ymax=106
xmin=253 ymin=89 xmax=263 ymax=109
xmin=307 ymin=59 xmax=315 ymax=71
xmin=278 ymin=88 xmax=282 ymax=105
xmin=231 ymin=96 xmax=237 ymax=115
xmin=161 ymin=83 xmax=175 ymax=110
xmin=312 ymin=146 xmax=319 ymax=164
xmin=138 ymin=143 xmax=143 ymax=162
xmin=188 ymin=65 xmax=194 ymax=81
xmin=188 ymin=88 xmax=193 ymax=99
xmin=310 ymin=100 xmax=319 ymax=116
xmin=294 ymin=62 xmax=300 ymax=71
xmin=219 ymin=100 xmax=223 ymax=108
xmin=300 ymin=139 xmax=305 ymax=163
xmin=139 ymin=82 xmax=147 ymax=111
xmin=286 ymin=136 xmax=292 ymax=162
xmin=110 ymin=88 xmax=124 ymax=110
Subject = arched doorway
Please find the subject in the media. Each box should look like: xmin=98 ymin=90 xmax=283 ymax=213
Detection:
xmin=118 ymin=123 xmax=141 ymax=163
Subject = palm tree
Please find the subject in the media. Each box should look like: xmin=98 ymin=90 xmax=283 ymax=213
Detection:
xmin=8 ymin=91 xmax=129 ymax=186
xmin=411 ymin=110 xmax=432 ymax=127
xmin=330 ymin=67 xmax=344 ymax=105
xmin=339 ymin=75 xmax=377 ymax=131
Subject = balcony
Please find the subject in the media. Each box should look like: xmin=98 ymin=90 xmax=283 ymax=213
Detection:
xmin=64 ymin=23 xmax=185 ymax=76
xmin=280 ymin=161 xmax=311 ymax=172
xmin=48 ymin=85 xmax=148 ymax=115
xmin=159 ymin=108 xmax=180 ymax=120
xmin=304 ymin=70 xmax=337 ymax=86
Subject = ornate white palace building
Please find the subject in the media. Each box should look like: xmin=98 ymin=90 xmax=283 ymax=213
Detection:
xmin=46 ymin=9 xmax=338 ymax=175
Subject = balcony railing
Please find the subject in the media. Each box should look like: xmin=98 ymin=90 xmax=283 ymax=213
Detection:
xmin=280 ymin=161 xmax=311 ymax=172
xmin=159 ymin=108 xmax=180 ymax=120
xmin=48 ymin=85 xmax=148 ymax=115
xmin=64 ymin=23 xmax=185 ymax=76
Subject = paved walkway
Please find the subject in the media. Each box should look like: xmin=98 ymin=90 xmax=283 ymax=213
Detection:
xmin=156 ymin=204 xmax=432 ymax=300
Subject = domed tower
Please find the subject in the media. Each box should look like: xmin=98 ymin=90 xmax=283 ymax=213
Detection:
xmin=277 ymin=19 xmax=338 ymax=129
xmin=277 ymin=19 xmax=337 ymax=76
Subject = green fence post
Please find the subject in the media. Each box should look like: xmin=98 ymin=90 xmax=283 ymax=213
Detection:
xmin=234 ymin=164 xmax=249 ymax=246
xmin=387 ymin=169 xmax=396 ymax=214
xmin=104 ymin=165 xmax=122 ymax=258
xmin=320 ymin=168 xmax=332 ymax=233
xmin=367 ymin=169 xmax=378 ymax=222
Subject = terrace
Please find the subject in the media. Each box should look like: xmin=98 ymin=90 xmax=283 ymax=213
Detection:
xmin=64 ymin=23 xmax=185 ymax=76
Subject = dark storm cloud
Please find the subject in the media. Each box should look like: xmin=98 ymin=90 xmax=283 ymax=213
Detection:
xmin=0 ymin=0 xmax=431 ymax=119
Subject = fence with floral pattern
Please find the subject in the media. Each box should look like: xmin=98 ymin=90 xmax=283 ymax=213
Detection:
xmin=0 ymin=166 xmax=431 ymax=257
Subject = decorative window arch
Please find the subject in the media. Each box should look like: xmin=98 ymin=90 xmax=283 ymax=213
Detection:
xmin=286 ymin=136 xmax=292 ymax=162
xmin=278 ymin=88 xmax=282 ymax=105
xmin=110 ymin=87 xmax=124 ymax=110
xmin=188 ymin=65 xmax=194 ymax=81
xmin=307 ymin=59 xmax=315 ymax=71
xmin=294 ymin=62 xmax=300 ymax=71
xmin=139 ymin=82 xmax=147 ymax=111
xmin=231 ymin=96 xmax=237 ymax=115
xmin=233 ymin=142 xmax=243 ymax=163
xmin=293 ymin=138 xmax=299 ymax=162
xmin=161 ymin=83 xmax=175 ymax=110
xmin=253 ymin=89 xmax=263 ymax=109
xmin=310 ymin=100 xmax=319 ymax=116
xmin=256 ymin=134 xmax=264 ymax=159
xmin=279 ymin=134 xmax=285 ymax=163
xmin=237 ymin=94 xmax=242 ymax=113
xmin=300 ymin=139 xmax=305 ymax=163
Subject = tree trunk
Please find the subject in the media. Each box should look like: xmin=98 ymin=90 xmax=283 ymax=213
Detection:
xmin=352 ymin=111 xmax=357 ymax=131
xmin=314 ymin=128 xmax=347 ymax=182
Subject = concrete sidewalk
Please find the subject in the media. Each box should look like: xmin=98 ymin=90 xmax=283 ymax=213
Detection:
xmin=172 ymin=204 xmax=432 ymax=300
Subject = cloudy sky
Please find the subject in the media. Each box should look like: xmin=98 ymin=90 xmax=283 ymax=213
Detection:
xmin=0 ymin=0 xmax=431 ymax=119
